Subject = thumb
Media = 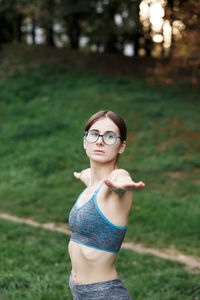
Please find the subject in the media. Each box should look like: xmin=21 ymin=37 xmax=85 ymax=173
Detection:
xmin=104 ymin=179 xmax=115 ymax=188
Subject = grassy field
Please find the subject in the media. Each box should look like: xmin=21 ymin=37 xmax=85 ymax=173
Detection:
xmin=1 ymin=219 xmax=200 ymax=300
xmin=0 ymin=45 xmax=200 ymax=299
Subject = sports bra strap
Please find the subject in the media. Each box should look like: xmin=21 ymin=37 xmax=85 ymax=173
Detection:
xmin=94 ymin=181 xmax=104 ymax=195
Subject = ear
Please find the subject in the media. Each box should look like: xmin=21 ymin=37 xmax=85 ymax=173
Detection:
xmin=118 ymin=140 xmax=126 ymax=154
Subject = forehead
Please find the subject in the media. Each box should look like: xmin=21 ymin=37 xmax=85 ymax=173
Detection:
xmin=89 ymin=117 xmax=120 ymax=134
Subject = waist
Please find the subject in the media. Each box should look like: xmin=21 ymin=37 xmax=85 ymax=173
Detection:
xmin=68 ymin=240 xmax=118 ymax=284
xmin=69 ymin=272 xmax=121 ymax=288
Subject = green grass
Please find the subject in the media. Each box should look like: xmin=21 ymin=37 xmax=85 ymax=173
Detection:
xmin=0 ymin=45 xmax=200 ymax=259
xmin=1 ymin=219 xmax=200 ymax=300
xmin=0 ymin=219 xmax=71 ymax=300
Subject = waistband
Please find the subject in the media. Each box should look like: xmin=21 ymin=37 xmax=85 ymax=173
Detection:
xmin=69 ymin=274 xmax=123 ymax=292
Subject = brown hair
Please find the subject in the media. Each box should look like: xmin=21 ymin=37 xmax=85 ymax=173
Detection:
xmin=84 ymin=110 xmax=127 ymax=142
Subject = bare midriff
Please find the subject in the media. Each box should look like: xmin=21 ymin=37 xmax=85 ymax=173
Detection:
xmin=68 ymin=240 xmax=118 ymax=284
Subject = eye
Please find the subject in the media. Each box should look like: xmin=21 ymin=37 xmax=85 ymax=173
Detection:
xmin=105 ymin=133 xmax=115 ymax=139
xmin=90 ymin=131 xmax=98 ymax=137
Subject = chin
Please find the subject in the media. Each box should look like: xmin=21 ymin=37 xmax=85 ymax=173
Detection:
xmin=91 ymin=156 xmax=107 ymax=162
xmin=90 ymin=155 xmax=116 ymax=164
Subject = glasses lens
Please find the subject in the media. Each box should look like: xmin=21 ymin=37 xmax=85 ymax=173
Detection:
xmin=103 ymin=133 xmax=117 ymax=145
xmin=85 ymin=131 xmax=99 ymax=143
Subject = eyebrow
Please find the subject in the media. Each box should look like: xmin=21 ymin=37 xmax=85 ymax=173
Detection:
xmin=90 ymin=129 xmax=118 ymax=135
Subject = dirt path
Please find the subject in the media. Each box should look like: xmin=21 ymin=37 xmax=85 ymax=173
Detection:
xmin=1 ymin=212 xmax=200 ymax=272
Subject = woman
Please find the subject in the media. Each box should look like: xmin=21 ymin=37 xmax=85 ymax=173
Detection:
xmin=68 ymin=110 xmax=145 ymax=299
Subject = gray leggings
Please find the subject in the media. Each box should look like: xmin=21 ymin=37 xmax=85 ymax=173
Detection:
xmin=69 ymin=274 xmax=133 ymax=300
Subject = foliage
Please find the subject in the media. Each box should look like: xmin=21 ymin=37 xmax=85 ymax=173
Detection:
xmin=84 ymin=0 xmax=142 ymax=54
xmin=174 ymin=1 xmax=200 ymax=81
xmin=0 ymin=0 xmax=200 ymax=71
xmin=0 ymin=0 xmax=23 ymax=43
xmin=150 ymin=0 xmax=200 ymax=85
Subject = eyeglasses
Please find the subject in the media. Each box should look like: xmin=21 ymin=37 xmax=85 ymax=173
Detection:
xmin=84 ymin=131 xmax=121 ymax=146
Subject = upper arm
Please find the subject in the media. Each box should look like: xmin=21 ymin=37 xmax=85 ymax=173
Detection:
xmin=107 ymin=168 xmax=130 ymax=181
xmin=103 ymin=169 xmax=134 ymax=215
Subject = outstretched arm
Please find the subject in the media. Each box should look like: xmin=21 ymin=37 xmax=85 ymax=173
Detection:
xmin=73 ymin=168 xmax=145 ymax=194
xmin=104 ymin=169 xmax=145 ymax=195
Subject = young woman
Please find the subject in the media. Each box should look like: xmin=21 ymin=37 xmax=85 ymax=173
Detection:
xmin=68 ymin=110 xmax=145 ymax=299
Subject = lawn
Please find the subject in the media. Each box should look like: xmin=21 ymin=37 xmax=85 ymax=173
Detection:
xmin=0 ymin=219 xmax=200 ymax=300
xmin=0 ymin=43 xmax=200 ymax=287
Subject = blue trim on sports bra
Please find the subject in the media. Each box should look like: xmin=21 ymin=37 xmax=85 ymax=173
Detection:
xmin=94 ymin=196 xmax=128 ymax=230
xmin=70 ymin=239 xmax=118 ymax=253
xmin=69 ymin=180 xmax=128 ymax=253
xmin=76 ymin=181 xmax=104 ymax=210
xmin=76 ymin=181 xmax=128 ymax=229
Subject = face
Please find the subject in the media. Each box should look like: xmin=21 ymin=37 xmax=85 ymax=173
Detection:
xmin=83 ymin=117 xmax=126 ymax=164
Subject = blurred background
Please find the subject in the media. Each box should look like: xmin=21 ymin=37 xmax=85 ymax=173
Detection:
xmin=0 ymin=0 xmax=199 ymax=83
xmin=0 ymin=1 xmax=200 ymax=299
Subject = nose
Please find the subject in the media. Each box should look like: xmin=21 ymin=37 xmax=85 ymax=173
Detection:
xmin=96 ymin=135 xmax=104 ymax=145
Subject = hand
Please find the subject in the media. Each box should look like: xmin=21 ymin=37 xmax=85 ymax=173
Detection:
xmin=73 ymin=168 xmax=91 ymax=186
xmin=104 ymin=170 xmax=145 ymax=194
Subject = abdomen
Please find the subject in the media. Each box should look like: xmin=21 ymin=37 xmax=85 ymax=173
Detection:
xmin=68 ymin=240 xmax=118 ymax=284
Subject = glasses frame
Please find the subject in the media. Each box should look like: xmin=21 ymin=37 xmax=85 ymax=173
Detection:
xmin=84 ymin=131 xmax=122 ymax=146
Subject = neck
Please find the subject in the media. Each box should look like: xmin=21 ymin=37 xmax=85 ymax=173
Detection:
xmin=89 ymin=160 xmax=117 ymax=186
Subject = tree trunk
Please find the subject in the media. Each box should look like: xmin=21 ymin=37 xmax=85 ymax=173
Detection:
xmin=46 ymin=23 xmax=55 ymax=47
xmin=16 ymin=15 xmax=23 ymax=43
xmin=166 ymin=0 xmax=175 ymax=57
xmin=0 ymin=14 xmax=14 ymax=44
xmin=105 ymin=32 xmax=118 ymax=53
xmin=134 ymin=1 xmax=142 ymax=56
xmin=144 ymin=37 xmax=153 ymax=56
xmin=68 ymin=16 xmax=81 ymax=49
xmin=104 ymin=2 xmax=118 ymax=53
xmin=31 ymin=14 xmax=36 ymax=45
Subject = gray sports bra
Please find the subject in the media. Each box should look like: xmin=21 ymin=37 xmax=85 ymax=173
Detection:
xmin=68 ymin=181 xmax=127 ymax=253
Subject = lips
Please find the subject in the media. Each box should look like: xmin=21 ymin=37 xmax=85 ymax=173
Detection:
xmin=94 ymin=150 xmax=105 ymax=154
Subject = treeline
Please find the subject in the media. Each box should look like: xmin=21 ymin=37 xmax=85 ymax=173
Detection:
xmin=0 ymin=0 xmax=199 ymax=58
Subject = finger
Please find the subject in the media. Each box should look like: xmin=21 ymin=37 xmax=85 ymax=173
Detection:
xmin=129 ymin=181 xmax=145 ymax=186
xmin=73 ymin=172 xmax=81 ymax=179
xmin=136 ymin=181 xmax=145 ymax=189
xmin=128 ymin=182 xmax=146 ymax=191
xmin=134 ymin=181 xmax=145 ymax=187
xmin=104 ymin=179 xmax=145 ymax=191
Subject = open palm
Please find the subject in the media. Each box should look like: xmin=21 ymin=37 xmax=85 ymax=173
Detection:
xmin=104 ymin=177 xmax=145 ymax=193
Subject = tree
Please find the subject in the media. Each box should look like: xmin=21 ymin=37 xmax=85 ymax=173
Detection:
xmin=0 ymin=0 xmax=25 ymax=45
xmin=121 ymin=0 xmax=143 ymax=56
xmin=84 ymin=0 xmax=144 ymax=54
xmin=151 ymin=0 xmax=200 ymax=84
xmin=174 ymin=0 xmax=200 ymax=81
xmin=59 ymin=0 xmax=93 ymax=49
xmin=34 ymin=0 xmax=56 ymax=47
xmin=16 ymin=1 xmax=40 ymax=45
